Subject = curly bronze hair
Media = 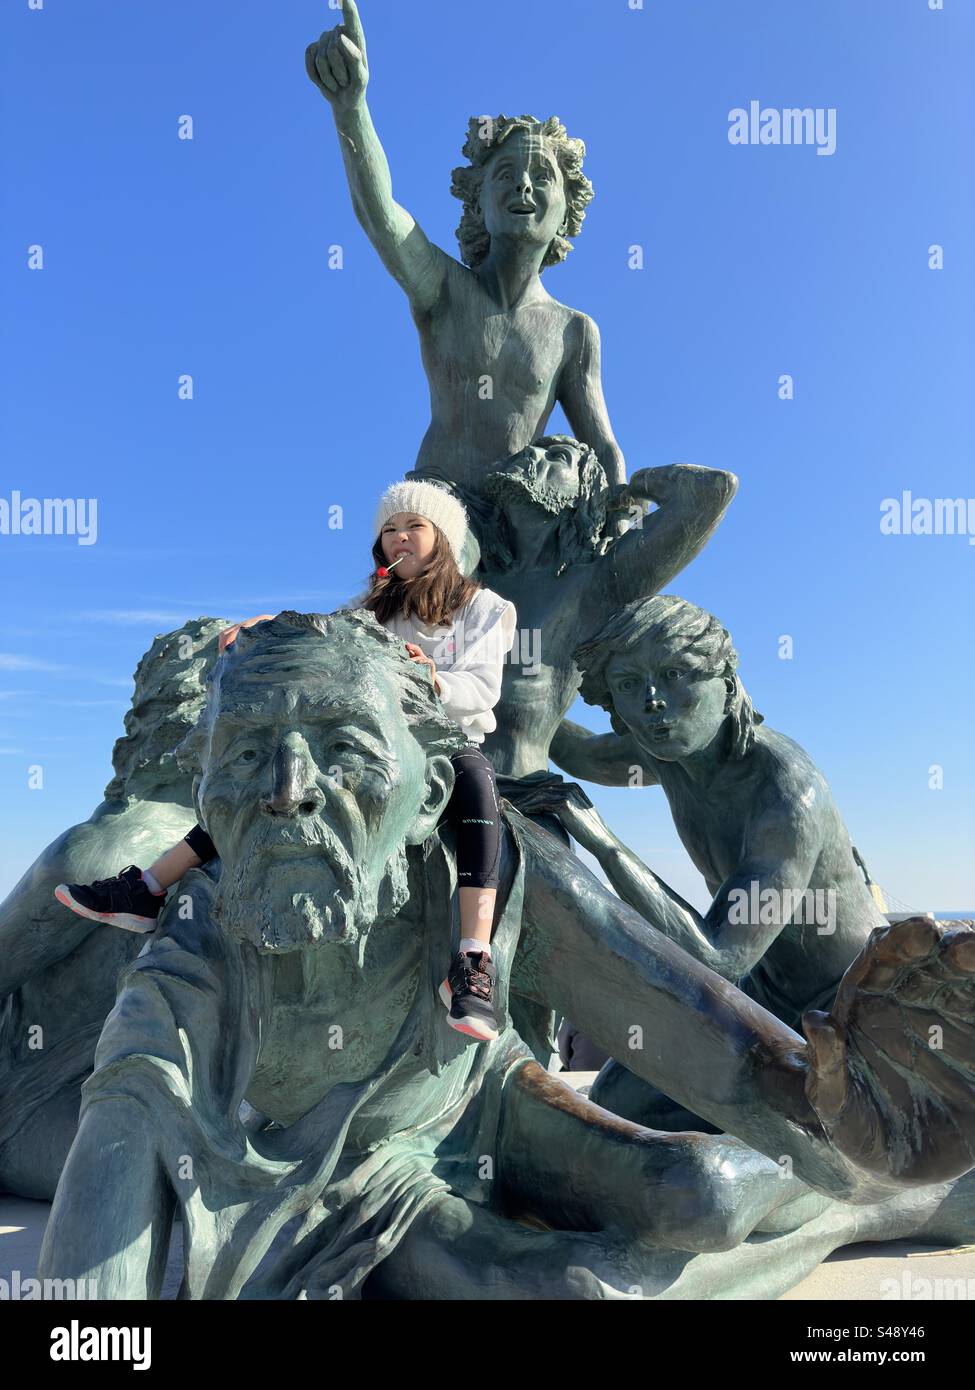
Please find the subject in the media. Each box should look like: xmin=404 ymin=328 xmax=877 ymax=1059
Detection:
xmin=177 ymin=609 xmax=466 ymax=777
xmin=450 ymin=115 xmax=594 ymax=270
xmin=574 ymin=595 xmax=765 ymax=759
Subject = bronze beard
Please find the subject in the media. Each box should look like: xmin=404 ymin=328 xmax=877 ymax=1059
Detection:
xmin=210 ymin=813 xmax=413 ymax=967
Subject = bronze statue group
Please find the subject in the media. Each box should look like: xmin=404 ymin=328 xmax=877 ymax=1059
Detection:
xmin=1 ymin=2 xmax=972 ymax=1300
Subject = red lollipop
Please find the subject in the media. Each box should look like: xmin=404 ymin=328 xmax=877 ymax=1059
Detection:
xmin=376 ymin=554 xmax=407 ymax=579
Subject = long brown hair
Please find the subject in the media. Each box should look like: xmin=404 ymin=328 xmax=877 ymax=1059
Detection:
xmin=363 ymin=523 xmax=480 ymax=627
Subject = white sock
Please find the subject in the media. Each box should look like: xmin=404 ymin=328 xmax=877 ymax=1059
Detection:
xmin=460 ymin=937 xmax=491 ymax=958
xmin=142 ymin=868 xmax=165 ymax=896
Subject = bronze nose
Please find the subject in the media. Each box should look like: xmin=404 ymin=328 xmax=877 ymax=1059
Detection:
xmin=260 ymin=737 xmax=324 ymax=820
xmin=645 ymin=684 xmax=666 ymax=713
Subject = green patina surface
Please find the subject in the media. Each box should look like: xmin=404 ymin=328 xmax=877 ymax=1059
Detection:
xmin=0 ymin=1 xmax=972 ymax=1300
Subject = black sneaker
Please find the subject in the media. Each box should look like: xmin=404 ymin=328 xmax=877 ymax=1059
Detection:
xmin=438 ymin=950 xmax=500 ymax=1043
xmin=54 ymin=866 xmax=164 ymax=934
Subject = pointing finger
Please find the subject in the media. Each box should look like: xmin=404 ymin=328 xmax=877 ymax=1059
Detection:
xmin=341 ymin=0 xmax=366 ymax=53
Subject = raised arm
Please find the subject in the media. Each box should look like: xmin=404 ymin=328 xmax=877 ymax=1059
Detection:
xmin=598 ymin=465 xmax=738 ymax=614
xmin=557 ymin=314 xmax=626 ymax=488
xmin=305 ymin=2 xmax=448 ymax=315
xmin=557 ymin=791 xmax=821 ymax=983
xmin=549 ymin=718 xmax=659 ymax=788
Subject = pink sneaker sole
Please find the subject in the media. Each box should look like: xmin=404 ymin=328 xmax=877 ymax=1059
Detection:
xmin=438 ymin=977 xmax=499 ymax=1042
xmin=446 ymin=1014 xmax=498 ymax=1042
xmin=54 ymin=885 xmax=158 ymax=935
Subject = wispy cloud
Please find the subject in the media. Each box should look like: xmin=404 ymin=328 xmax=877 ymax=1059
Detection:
xmin=0 ymin=748 xmax=24 ymax=756
xmin=0 ymin=654 xmax=65 ymax=673
xmin=18 ymin=733 xmax=113 ymax=741
xmin=46 ymin=698 xmax=128 ymax=708
xmin=68 ymin=592 xmax=352 ymax=631
xmin=80 ymin=591 xmax=350 ymax=619
xmin=77 ymin=610 xmax=191 ymax=626
xmin=0 ymin=688 xmax=125 ymax=707
xmin=0 ymin=656 xmax=131 ymax=688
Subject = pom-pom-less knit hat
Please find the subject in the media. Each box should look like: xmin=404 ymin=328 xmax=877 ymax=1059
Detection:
xmin=373 ymin=480 xmax=470 ymax=566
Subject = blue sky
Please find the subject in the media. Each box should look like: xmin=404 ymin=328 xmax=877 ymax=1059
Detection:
xmin=1 ymin=0 xmax=972 ymax=911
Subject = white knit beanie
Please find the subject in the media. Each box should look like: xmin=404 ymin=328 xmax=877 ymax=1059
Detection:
xmin=373 ymin=479 xmax=470 ymax=566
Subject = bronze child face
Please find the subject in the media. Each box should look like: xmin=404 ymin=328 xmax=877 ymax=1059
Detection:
xmin=479 ymin=129 xmax=568 ymax=259
xmin=605 ymin=636 xmax=729 ymax=762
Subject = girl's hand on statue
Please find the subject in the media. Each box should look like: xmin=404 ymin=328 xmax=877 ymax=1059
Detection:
xmin=305 ymin=1 xmax=369 ymax=111
xmin=218 ymin=615 xmax=275 ymax=654
xmin=404 ymin=643 xmax=439 ymax=688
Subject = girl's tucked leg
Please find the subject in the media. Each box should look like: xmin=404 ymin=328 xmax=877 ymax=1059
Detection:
xmin=458 ymin=885 xmax=496 ymax=950
xmin=450 ymin=746 xmax=502 ymax=950
xmin=441 ymin=746 xmax=504 ymax=1042
xmin=145 ymin=825 xmax=215 ymax=892
xmin=53 ymin=825 xmax=216 ymax=933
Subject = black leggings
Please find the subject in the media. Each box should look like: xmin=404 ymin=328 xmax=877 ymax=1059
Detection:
xmin=181 ymin=743 xmax=502 ymax=892
xmin=446 ymin=743 xmax=502 ymax=891
xmin=184 ymin=823 xmax=217 ymax=861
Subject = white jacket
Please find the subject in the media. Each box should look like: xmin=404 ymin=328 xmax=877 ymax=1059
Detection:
xmin=382 ymin=588 xmax=517 ymax=744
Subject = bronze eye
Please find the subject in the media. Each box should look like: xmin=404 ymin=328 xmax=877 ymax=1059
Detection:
xmin=329 ymin=736 xmax=369 ymax=761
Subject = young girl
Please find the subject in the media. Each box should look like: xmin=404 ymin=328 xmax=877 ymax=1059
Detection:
xmin=55 ymin=480 xmax=517 ymax=1044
